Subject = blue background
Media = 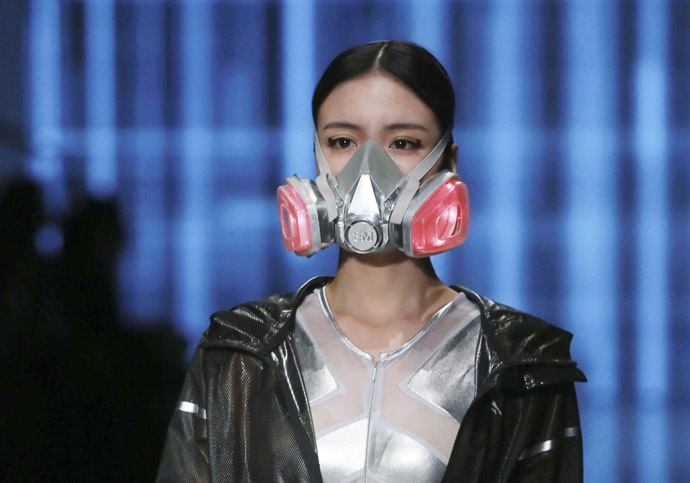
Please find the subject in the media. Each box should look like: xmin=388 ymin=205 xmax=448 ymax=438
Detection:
xmin=1 ymin=0 xmax=689 ymax=481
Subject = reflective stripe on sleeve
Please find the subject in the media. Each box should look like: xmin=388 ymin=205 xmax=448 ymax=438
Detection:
xmin=517 ymin=426 xmax=580 ymax=461
xmin=177 ymin=401 xmax=207 ymax=420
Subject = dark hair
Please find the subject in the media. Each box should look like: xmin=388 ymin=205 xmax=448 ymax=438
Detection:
xmin=312 ymin=41 xmax=455 ymax=134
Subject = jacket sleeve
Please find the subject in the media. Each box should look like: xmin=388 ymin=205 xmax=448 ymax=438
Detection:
xmin=156 ymin=348 xmax=210 ymax=483
xmin=506 ymin=382 xmax=583 ymax=483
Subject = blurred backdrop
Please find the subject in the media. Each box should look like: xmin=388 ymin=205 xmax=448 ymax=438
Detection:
xmin=1 ymin=0 xmax=688 ymax=481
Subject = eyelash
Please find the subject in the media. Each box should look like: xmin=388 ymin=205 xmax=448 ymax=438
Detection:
xmin=327 ymin=137 xmax=355 ymax=149
xmin=326 ymin=137 xmax=422 ymax=150
xmin=391 ymin=138 xmax=421 ymax=150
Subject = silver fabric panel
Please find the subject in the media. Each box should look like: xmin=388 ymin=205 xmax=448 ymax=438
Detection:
xmin=366 ymin=422 xmax=447 ymax=482
xmin=294 ymin=319 xmax=339 ymax=404
xmin=517 ymin=426 xmax=581 ymax=461
xmin=297 ymin=288 xmax=482 ymax=482
xmin=177 ymin=401 xmax=207 ymax=420
xmin=405 ymin=316 xmax=481 ymax=424
xmin=316 ymin=418 xmax=368 ymax=482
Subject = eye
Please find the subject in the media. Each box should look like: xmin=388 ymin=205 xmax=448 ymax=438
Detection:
xmin=328 ymin=137 xmax=356 ymax=149
xmin=390 ymin=138 xmax=421 ymax=150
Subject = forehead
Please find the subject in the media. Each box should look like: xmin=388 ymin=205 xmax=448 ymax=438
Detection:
xmin=316 ymin=73 xmax=439 ymax=132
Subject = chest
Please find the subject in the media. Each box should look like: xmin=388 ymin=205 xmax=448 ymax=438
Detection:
xmin=294 ymin=289 xmax=481 ymax=483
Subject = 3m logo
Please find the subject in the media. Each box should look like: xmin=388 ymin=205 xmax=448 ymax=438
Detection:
xmin=347 ymin=221 xmax=378 ymax=251
xmin=351 ymin=231 xmax=375 ymax=243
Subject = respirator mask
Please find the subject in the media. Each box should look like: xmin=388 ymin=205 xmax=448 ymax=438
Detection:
xmin=277 ymin=130 xmax=470 ymax=257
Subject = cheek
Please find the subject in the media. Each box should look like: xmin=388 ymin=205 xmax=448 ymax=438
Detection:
xmin=388 ymin=152 xmax=431 ymax=177
xmin=323 ymin=151 xmax=353 ymax=177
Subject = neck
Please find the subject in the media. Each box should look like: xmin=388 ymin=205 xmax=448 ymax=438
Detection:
xmin=325 ymin=248 xmax=456 ymax=327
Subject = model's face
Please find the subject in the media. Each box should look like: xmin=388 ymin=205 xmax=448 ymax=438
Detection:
xmin=316 ymin=73 xmax=453 ymax=177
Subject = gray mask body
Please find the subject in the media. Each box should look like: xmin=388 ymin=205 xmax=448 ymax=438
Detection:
xmin=333 ymin=140 xmax=404 ymax=253
xmin=313 ymin=131 xmax=452 ymax=255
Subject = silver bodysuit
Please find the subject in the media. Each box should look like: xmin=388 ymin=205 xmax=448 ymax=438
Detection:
xmin=294 ymin=287 xmax=481 ymax=483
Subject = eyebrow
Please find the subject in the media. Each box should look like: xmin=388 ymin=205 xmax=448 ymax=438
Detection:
xmin=321 ymin=121 xmax=429 ymax=131
xmin=322 ymin=121 xmax=359 ymax=130
xmin=384 ymin=123 xmax=428 ymax=132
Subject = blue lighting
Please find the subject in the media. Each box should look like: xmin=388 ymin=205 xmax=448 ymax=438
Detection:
xmin=486 ymin=3 xmax=527 ymax=308
xmin=564 ymin=3 xmax=620 ymax=481
xmin=174 ymin=0 xmax=215 ymax=344
xmin=34 ymin=223 xmax=64 ymax=258
xmin=14 ymin=1 xmax=689 ymax=479
xmin=634 ymin=1 xmax=670 ymax=480
xmin=28 ymin=0 xmax=65 ymax=212
xmin=85 ymin=0 xmax=117 ymax=198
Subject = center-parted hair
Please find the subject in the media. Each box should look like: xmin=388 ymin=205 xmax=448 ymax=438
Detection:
xmin=312 ymin=41 xmax=456 ymax=135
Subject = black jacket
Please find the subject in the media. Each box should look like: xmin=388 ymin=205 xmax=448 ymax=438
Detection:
xmin=157 ymin=277 xmax=586 ymax=482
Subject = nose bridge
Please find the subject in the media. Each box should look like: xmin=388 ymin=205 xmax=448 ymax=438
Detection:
xmin=336 ymin=139 xmax=403 ymax=198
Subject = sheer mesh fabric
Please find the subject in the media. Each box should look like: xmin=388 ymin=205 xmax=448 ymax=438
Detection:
xmin=204 ymin=350 xmax=316 ymax=482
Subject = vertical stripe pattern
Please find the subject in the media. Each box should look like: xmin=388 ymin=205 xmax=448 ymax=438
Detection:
xmin=14 ymin=1 xmax=689 ymax=481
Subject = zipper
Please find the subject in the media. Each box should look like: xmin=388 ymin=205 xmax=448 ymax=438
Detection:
xmin=363 ymin=360 xmax=379 ymax=481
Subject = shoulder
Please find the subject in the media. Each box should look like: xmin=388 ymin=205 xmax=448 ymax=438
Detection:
xmin=199 ymin=276 xmax=333 ymax=355
xmin=453 ymin=286 xmax=578 ymax=366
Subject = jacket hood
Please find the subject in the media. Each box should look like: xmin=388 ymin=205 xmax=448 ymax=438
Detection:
xmin=201 ymin=277 xmax=586 ymax=388
xmin=452 ymin=285 xmax=587 ymax=391
xmin=453 ymin=285 xmax=577 ymax=366
xmin=201 ymin=276 xmax=332 ymax=356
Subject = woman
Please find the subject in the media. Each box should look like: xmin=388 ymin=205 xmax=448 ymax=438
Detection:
xmin=157 ymin=41 xmax=586 ymax=483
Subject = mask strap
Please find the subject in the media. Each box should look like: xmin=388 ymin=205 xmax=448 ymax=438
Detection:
xmin=389 ymin=130 xmax=452 ymax=227
xmin=314 ymin=128 xmax=339 ymax=221
xmin=406 ymin=129 xmax=452 ymax=184
xmin=314 ymin=128 xmax=331 ymax=176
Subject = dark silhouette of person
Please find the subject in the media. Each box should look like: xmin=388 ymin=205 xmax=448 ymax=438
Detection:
xmin=1 ymin=186 xmax=186 ymax=482
xmin=0 ymin=178 xmax=62 ymax=480
xmin=0 ymin=179 xmax=46 ymax=335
